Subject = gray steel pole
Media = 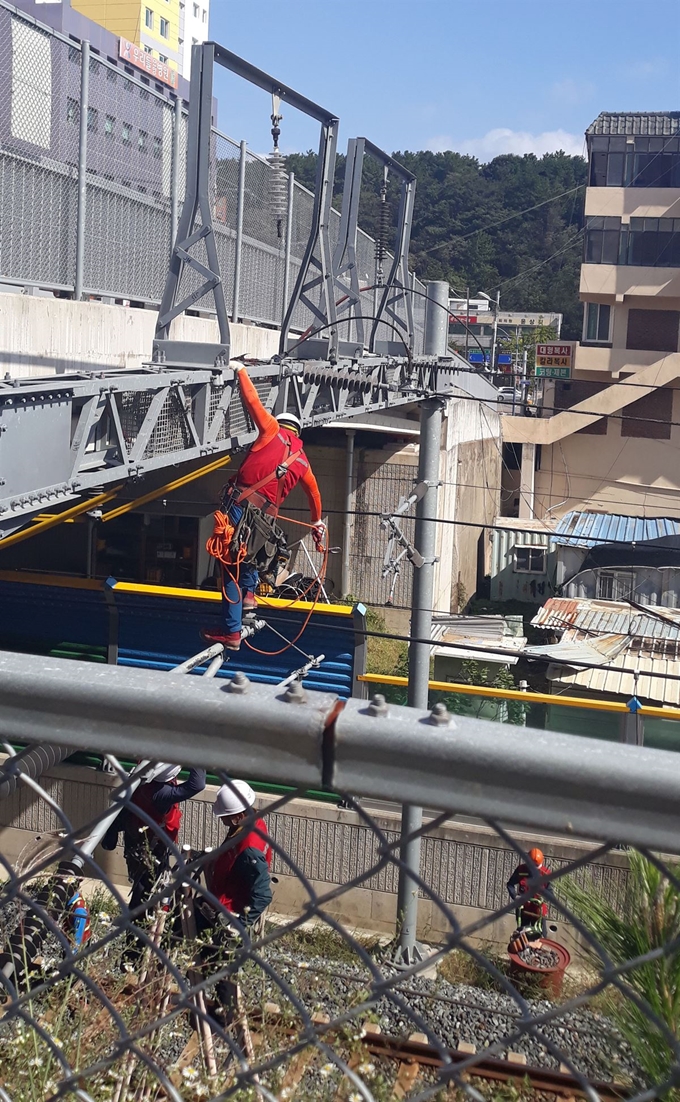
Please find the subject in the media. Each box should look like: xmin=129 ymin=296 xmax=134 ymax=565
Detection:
xmin=490 ymin=289 xmax=500 ymax=372
xmin=232 ymin=139 xmax=247 ymax=322
xmin=423 ymin=280 xmax=449 ymax=357
xmin=281 ymin=171 xmax=294 ymax=330
xmin=74 ymin=40 xmax=90 ymax=302
xmin=170 ymin=95 xmax=182 ymax=257
xmin=396 ymin=394 xmax=443 ymax=959
xmin=341 ymin=429 xmax=356 ymax=597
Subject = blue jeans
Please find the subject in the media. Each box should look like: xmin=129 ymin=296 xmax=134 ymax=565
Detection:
xmin=220 ymin=500 xmax=258 ymax=635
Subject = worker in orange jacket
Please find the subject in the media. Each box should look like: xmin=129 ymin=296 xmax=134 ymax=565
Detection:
xmin=205 ymin=365 xmax=324 ymax=650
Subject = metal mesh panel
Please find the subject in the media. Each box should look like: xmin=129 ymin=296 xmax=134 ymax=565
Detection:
xmin=238 ymin=148 xmax=286 ymax=325
xmin=0 ymin=649 xmax=678 ymax=1101
xmin=352 ymin=461 xmax=416 ymax=605
xmin=116 ymin=390 xmax=153 ymax=448
xmin=143 ymin=389 xmax=193 ymax=458
xmin=82 ymin=57 xmax=173 ymax=301
xmin=0 ymin=9 xmax=79 ymax=289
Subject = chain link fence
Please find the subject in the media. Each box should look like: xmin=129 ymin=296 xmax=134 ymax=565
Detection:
xmin=0 ymin=648 xmax=679 ymax=1100
xmin=0 ymin=0 xmax=426 ymax=350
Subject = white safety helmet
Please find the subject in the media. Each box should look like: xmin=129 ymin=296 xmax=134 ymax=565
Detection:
xmin=278 ymin=411 xmax=302 ymax=433
xmin=213 ymin=779 xmax=257 ymax=818
xmin=153 ymin=763 xmax=182 ymax=784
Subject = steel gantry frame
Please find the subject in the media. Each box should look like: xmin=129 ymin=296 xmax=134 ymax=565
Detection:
xmin=332 ymin=138 xmax=416 ymax=359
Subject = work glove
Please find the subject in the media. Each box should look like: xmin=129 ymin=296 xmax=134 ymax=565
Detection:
xmin=311 ymin=521 xmax=326 ymax=552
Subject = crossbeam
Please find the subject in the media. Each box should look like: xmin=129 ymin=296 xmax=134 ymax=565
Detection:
xmin=0 ymin=356 xmax=496 ymax=538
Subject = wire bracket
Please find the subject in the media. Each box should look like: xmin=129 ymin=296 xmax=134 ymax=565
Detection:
xmin=380 ymin=481 xmax=441 ymax=605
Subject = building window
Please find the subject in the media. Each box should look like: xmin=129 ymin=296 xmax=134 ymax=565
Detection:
xmin=160 ymin=17 xmax=169 ymax=36
xmin=104 ymin=114 xmax=115 ymax=138
xmin=106 ymin=67 xmax=117 ymax=84
xmin=144 ymin=45 xmax=152 ymax=54
xmin=122 ymin=122 xmax=132 ymax=144
xmin=68 ymin=45 xmax=80 ymax=64
xmin=138 ymin=130 xmax=148 ymax=152
xmin=193 ymin=2 xmax=199 ymax=13
xmin=584 ymin=217 xmax=621 ymax=264
xmin=627 ymin=309 xmax=680 ymax=353
xmin=584 ymin=302 xmax=611 ymax=343
xmin=514 ymin=547 xmax=546 ymax=574
xmin=153 ymin=135 xmax=162 ymax=159
xmin=202 ymin=8 xmax=207 ymax=20
xmin=87 ymin=106 xmax=98 ymax=133
xmin=597 ymin=571 xmax=634 ymax=601
xmin=145 ymin=7 xmax=153 ymax=29
xmin=66 ymin=98 xmax=79 ymax=125
xmin=192 ymin=37 xmax=198 ymax=45
xmin=621 ymin=219 xmax=680 ymax=268
xmin=159 ymin=53 xmax=168 ymax=62
xmin=589 ymin=136 xmax=680 ymax=189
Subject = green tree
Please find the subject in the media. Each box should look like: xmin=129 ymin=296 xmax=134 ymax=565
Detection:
xmin=285 ymin=148 xmax=587 ymax=339
xmin=498 ymin=322 xmax=559 ymax=375
xmin=560 ymin=852 xmax=680 ymax=1095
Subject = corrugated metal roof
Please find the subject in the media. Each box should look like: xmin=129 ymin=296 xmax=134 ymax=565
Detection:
xmin=526 ymin=631 xmax=628 ymax=666
xmin=532 ymin=596 xmax=680 ymax=640
xmin=553 ymin=511 xmax=680 ymax=548
xmin=587 ymin=112 xmax=680 ymax=137
xmin=546 ymin=639 xmax=680 ymax=707
xmin=432 ymin=615 xmax=527 ymax=665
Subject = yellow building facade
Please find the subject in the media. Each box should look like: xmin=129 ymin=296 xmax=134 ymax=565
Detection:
xmin=72 ymin=0 xmax=181 ymax=74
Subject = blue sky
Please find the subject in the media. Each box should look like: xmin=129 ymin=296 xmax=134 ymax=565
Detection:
xmin=209 ymin=0 xmax=678 ymax=161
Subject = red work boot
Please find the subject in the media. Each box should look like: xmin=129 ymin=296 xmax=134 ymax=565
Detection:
xmin=201 ymin=629 xmax=242 ymax=651
xmin=242 ymin=591 xmax=257 ymax=612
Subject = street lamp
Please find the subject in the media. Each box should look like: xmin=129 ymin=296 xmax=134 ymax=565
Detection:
xmin=478 ymin=290 xmax=500 ymax=372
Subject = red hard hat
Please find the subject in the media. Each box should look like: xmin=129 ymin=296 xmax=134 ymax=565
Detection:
xmin=528 ymin=847 xmax=544 ymax=866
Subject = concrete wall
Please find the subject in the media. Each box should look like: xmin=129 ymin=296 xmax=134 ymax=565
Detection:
xmin=0 ymin=761 xmax=631 ymax=958
xmin=532 ymin=383 xmax=680 ymax=518
xmin=0 ymin=292 xmax=280 ymax=377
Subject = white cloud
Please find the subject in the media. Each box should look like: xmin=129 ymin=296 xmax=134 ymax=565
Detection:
xmin=627 ymin=58 xmax=668 ymax=78
xmin=425 ymin=128 xmax=585 ymax=162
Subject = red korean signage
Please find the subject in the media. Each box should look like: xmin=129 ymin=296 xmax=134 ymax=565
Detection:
xmin=118 ymin=37 xmax=178 ymax=89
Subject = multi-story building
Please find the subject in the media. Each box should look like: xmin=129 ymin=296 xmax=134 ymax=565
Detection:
xmin=68 ymin=0 xmax=209 ymax=79
xmin=178 ymin=0 xmax=210 ymax=81
xmin=501 ymin=111 xmax=680 ymax=521
xmin=448 ymin=297 xmax=562 ymax=366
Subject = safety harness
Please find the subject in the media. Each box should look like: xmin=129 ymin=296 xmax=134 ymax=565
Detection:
xmin=206 ymin=432 xmax=303 ymax=585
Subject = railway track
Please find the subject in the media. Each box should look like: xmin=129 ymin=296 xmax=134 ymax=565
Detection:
xmin=361 ymin=1023 xmax=628 ymax=1101
xmin=241 ymin=1001 xmax=629 ymax=1101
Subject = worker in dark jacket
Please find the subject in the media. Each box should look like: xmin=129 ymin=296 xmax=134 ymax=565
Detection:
xmin=507 ymin=846 xmax=554 ymax=941
xmin=103 ymin=763 xmax=206 ymax=912
xmin=204 ymin=365 xmax=325 ymax=651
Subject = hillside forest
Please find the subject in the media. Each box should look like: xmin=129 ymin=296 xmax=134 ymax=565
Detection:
xmin=285 ymin=148 xmax=588 ymax=340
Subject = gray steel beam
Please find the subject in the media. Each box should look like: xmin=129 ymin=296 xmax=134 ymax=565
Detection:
xmin=0 ymin=651 xmax=679 ymax=853
xmin=0 ymin=354 xmax=494 ymax=536
xmin=211 ymin=43 xmax=337 ymax=125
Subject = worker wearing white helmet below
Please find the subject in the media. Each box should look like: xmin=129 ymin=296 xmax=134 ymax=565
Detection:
xmin=202 ymin=780 xmax=273 ymax=930
xmin=204 ymin=364 xmax=325 ymax=651
xmin=103 ymin=762 xmax=206 ymax=912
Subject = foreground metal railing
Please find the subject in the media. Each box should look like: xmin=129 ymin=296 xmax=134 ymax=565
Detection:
xmin=0 ymin=650 xmax=678 ymax=1100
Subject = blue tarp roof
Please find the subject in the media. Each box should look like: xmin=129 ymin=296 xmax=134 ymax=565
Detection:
xmin=553 ymin=511 xmax=680 ymax=548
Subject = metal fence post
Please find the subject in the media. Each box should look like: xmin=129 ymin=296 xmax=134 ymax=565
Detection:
xmin=74 ymin=40 xmax=90 ymax=302
xmin=232 ymin=139 xmax=247 ymax=322
xmin=281 ymin=171 xmax=295 ymax=330
xmin=170 ymin=95 xmax=182 ymax=258
xmin=396 ymin=399 xmax=444 ymax=964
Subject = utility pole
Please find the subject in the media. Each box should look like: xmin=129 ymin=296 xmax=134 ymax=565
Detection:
xmin=396 ymin=281 xmax=446 ymax=963
xmin=490 ymin=289 xmax=500 ymax=374
xmin=465 ymin=285 xmax=470 ymax=363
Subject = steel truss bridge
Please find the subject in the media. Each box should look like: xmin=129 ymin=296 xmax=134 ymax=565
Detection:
xmin=0 ymin=41 xmax=497 ymax=540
